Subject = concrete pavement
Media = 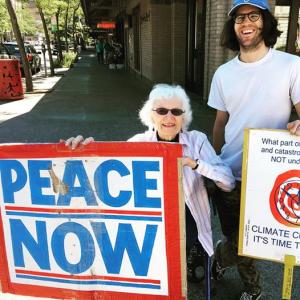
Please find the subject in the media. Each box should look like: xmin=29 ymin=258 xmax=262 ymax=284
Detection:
xmin=0 ymin=50 xmax=299 ymax=300
xmin=0 ymin=51 xmax=215 ymax=143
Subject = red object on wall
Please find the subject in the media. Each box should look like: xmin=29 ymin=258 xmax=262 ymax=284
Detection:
xmin=0 ymin=59 xmax=24 ymax=100
xmin=97 ymin=22 xmax=116 ymax=29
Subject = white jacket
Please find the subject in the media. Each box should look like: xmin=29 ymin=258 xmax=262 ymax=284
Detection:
xmin=128 ymin=130 xmax=235 ymax=256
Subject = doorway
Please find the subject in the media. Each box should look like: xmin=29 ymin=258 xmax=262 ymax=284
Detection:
xmin=274 ymin=0 xmax=300 ymax=55
xmin=186 ymin=0 xmax=206 ymax=96
xmin=132 ymin=5 xmax=141 ymax=71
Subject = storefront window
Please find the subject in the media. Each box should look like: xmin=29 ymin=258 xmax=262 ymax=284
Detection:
xmin=274 ymin=6 xmax=290 ymax=51
xmin=274 ymin=4 xmax=300 ymax=55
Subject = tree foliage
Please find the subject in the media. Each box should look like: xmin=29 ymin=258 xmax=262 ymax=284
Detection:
xmin=0 ymin=0 xmax=11 ymax=38
xmin=5 ymin=0 xmax=33 ymax=91
xmin=16 ymin=2 xmax=39 ymax=36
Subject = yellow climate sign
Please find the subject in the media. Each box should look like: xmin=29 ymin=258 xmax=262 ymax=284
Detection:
xmin=239 ymin=129 xmax=300 ymax=263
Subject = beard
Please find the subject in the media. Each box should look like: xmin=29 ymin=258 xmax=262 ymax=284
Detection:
xmin=237 ymin=32 xmax=264 ymax=51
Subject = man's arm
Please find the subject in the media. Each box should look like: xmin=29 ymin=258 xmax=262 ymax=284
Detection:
xmin=212 ymin=110 xmax=229 ymax=154
xmin=287 ymin=102 xmax=300 ymax=136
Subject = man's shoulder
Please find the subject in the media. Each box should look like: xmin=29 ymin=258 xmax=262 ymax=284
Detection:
xmin=272 ymin=49 xmax=300 ymax=62
xmin=215 ymin=56 xmax=238 ymax=74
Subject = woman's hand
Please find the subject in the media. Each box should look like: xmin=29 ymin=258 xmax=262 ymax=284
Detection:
xmin=287 ymin=120 xmax=300 ymax=136
xmin=182 ymin=157 xmax=198 ymax=170
xmin=60 ymin=135 xmax=95 ymax=149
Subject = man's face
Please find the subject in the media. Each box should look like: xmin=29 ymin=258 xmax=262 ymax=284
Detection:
xmin=234 ymin=5 xmax=264 ymax=50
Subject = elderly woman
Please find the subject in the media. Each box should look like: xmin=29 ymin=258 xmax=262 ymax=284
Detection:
xmin=65 ymin=84 xmax=235 ymax=282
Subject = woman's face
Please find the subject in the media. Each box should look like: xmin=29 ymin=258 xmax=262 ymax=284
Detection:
xmin=151 ymin=97 xmax=184 ymax=141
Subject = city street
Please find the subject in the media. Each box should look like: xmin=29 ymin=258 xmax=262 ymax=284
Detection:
xmin=0 ymin=49 xmax=299 ymax=300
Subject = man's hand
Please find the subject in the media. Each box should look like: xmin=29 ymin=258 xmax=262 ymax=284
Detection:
xmin=287 ymin=120 xmax=300 ymax=136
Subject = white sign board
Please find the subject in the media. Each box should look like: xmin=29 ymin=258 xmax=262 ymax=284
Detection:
xmin=239 ymin=129 xmax=300 ymax=264
xmin=0 ymin=142 xmax=186 ymax=300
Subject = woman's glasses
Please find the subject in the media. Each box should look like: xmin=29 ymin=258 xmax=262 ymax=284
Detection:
xmin=152 ymin=108 xmax=185 ymax=116
xmin=233 ymin=11 xmax=261 ymax=24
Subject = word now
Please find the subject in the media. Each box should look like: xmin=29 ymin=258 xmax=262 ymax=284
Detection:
xmin=11 ymin=219 xmax=157 ymax=275
xmin=0 ymin=159 xmax=161 ymax=208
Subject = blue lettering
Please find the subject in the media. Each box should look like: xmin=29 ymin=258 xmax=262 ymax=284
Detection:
xmin=94 ymin=160 xmax=131 ymax=207
xmin=92 ymin=222 xmax=157 ymax=276
xmin=57 ymin=160 xmax=97 ymax=206
xmin=51 ymin=222 xmax=95 ymax=274
xmin=28 ymin=160 xmax=55 ymax=205
xmin=0 ymin=160 xmax=27 ymax=203
xmin=10 ymin=219 xmax=50 ymax=269
xmin=133 ymin=161 xmax=161 ymax=208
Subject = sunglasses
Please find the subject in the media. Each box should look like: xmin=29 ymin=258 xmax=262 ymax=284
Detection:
xmin=152 ymin=108 xmax=185 ymax=116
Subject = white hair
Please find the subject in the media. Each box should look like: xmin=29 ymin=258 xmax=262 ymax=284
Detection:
xmin=139 ymin=84 xmax=193 ymax=131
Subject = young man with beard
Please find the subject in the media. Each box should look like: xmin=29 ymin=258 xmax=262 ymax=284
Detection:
xmin=208 ymin=0 xmax=300 ymax=299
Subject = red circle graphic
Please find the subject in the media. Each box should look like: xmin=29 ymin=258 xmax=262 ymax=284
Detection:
xmin=269 ymin=170 xmax=300 ymax=227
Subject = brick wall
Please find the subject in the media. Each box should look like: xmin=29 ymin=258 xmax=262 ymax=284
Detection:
xmin=140 ymin=1 xmax=152 ymax=79
xmin=125 ymin=0 xmax=152 ymax=78
xmin=151 ymin=4 xmax=172 ymax=82
xmin=125 ymin=0 xmax=186 ymax=84
xmin=203 ymin=0 xmax=231 ymax=102
xmin=170 ymin=1 xmax=186 ymax=85
xmin=123 ymin=0 xmax=277 ymax=99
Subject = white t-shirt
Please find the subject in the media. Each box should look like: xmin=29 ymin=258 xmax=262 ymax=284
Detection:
xmin=208 ymin=48 xmax=300 ymax=180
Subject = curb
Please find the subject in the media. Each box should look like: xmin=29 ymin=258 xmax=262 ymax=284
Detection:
xmin=25 ymin=88 xmax=54 ymax=94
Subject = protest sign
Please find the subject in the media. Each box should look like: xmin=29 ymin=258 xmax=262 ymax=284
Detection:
xmin=0 ymin=142 xmax=186 ymax=299
xmin=239 ymin=129 xmax=300 ymax=264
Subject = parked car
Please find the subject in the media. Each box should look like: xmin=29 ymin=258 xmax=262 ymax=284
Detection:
xmin=0 ymin=43 xmax=12 ymax=59
xmin=34 ymin=44 xmax=43 ymax=54
xmin=34 ymin=43 xmax=58 ymax=56
xmin=4 ymin=42 xmax=41 ymax=74
xmin=53 ymin=41 xmax=75 ymax=52
xmin=52 ymin=46 xmax=58 ymax=56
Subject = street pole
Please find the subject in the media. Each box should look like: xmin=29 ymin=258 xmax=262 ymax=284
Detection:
xmin=42 ymin=43 xmax=47 ymax=77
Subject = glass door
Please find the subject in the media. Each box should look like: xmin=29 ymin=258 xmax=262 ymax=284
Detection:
xmin=186 ymin=0 xmax=206 ymax=97
xmin=274 ymin=0 xmax=300 ymax=55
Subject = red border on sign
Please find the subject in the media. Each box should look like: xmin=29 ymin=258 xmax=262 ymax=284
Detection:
xmin=0 ymin=142 xmax=185 ymax=299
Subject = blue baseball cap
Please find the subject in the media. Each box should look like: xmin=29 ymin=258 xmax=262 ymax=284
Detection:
xmin=228 ymin=0 xmax=270 ymax=16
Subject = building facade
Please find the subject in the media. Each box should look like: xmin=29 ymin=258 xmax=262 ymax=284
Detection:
xmin=83 ymin=0 xmax=299 ymax=102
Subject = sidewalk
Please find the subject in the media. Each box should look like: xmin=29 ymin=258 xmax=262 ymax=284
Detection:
xmin=0 ymin=50 xmax=299 ymax=300
xmin=0 ymin=68 xmax=66 ymax=124
xmin=0 ymin=52 xmax=215 ymax=144
xmin=0 ymin=53 xmax=149 ymax=143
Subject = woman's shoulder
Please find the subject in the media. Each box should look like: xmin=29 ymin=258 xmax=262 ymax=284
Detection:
xmin=185 ymin=130 xmax=207 ymax=138
xmin=182 ymin=130 xmax=208 ymax=143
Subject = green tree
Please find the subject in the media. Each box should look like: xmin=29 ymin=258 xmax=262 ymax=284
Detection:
xmin=63 ymin=0 xmax=70 ymax=51
xmin=56 ymin=0 xmax=82 ymax=58
xmin=16 ymin=3 xmax=38 ymax=37
xmin=69 ymin=0 xmax=83 ymax=52
xmin=0 ymin=0 xmax=11 ymax=41
xmin=5 ymin=0 xmax=33 ymax=92
xmin=71 ymin=3 xmax=80 ymax=48
xmin=35 ymin=0 xmax=58 ymax=76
